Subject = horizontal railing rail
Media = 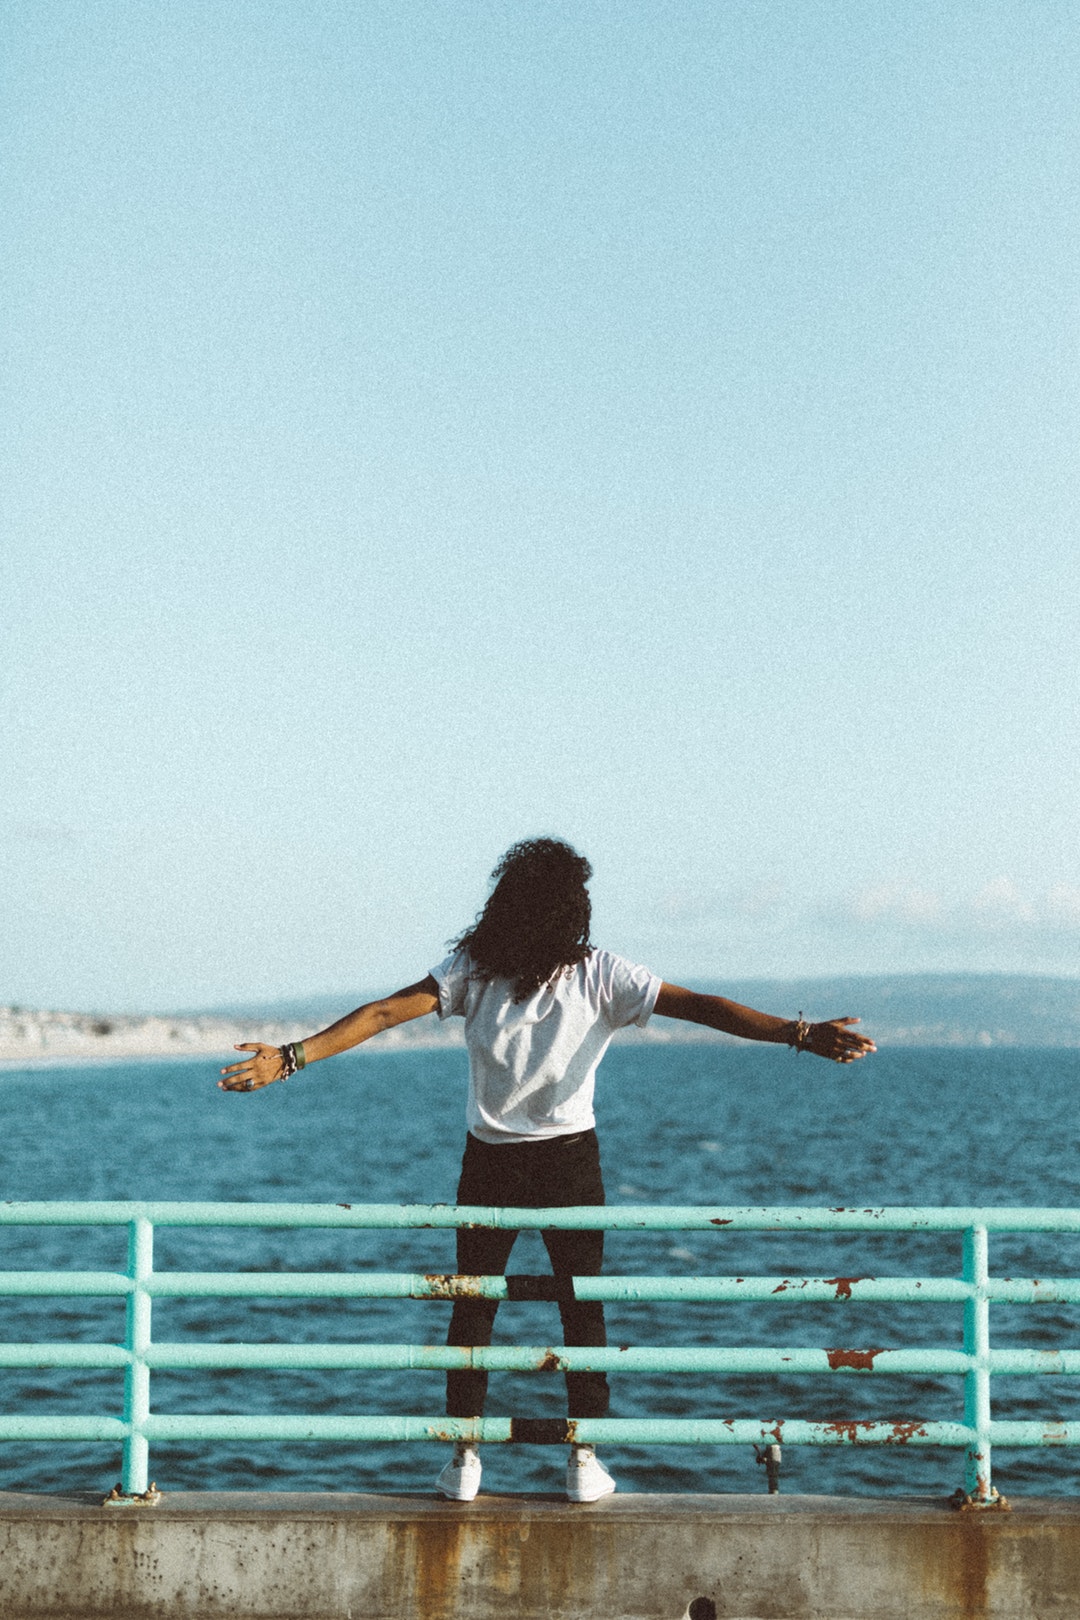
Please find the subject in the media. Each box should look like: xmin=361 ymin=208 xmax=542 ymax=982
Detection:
xmin=3 ymin=1201 xmax=1080 ymax=1503
xmin=5 ymin=1200 xmax=1080 ymax=1227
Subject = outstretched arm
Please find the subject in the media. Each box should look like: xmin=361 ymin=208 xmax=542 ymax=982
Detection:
xmin=653 ymin=983 xmax=875 ymax=1064
xmin=218 ymin=976 xmax=440 ymax=1092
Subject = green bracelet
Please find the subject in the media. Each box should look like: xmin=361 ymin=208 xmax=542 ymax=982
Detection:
xmin=295 ymin=1040 xmax=307 ymax=1070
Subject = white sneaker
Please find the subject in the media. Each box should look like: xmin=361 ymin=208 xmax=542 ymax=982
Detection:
xmin=566 ymin=1446 xmax=616 ymax=1502
xmin=436 ymin=1445 xmax=481 ymax=1501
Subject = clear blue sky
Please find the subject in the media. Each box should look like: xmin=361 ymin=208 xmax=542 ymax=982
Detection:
xmin=3 ymin=2 xmax=1078 ymax=1011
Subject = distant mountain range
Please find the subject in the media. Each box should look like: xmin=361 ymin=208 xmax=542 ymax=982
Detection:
xmin=196 ymin=973 xmax=1080 ymax=1049
xmin=4 ymin=974 xmax=1080 ymax=1065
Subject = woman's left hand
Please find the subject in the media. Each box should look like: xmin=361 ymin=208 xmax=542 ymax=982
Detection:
xmin=218 ymin=1043 xmax=284 ymax=1092
xmin=805 ymin=1018 xmax=876 ymax=1063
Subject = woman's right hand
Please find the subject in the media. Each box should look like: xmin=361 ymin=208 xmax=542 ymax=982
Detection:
xmin=802 ymin=1017 xmax=876 ymax=1063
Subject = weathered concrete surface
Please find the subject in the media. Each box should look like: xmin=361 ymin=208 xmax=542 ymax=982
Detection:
xmin=2 ymin=1491 xmax=1080 ymax=1620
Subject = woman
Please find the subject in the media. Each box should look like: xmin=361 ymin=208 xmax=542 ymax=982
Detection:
xmin=220 ymin=836 xmax=875 ymax=1502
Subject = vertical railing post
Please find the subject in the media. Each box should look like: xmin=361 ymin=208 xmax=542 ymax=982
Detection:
xmin=962 ymin=1223 xmax=992 ymax=1500
xmin=122 ymin=1216 xmax=153 ymax=1494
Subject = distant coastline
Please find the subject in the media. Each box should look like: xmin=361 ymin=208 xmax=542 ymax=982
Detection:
xmin=0 ymin=1006 xmax=466 ymax=1068
xmin=3 ymin=973 xmax=1080 ymax=1066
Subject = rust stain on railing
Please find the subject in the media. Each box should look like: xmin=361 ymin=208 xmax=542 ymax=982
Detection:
xmin=825 ymin=1347 xmax=885 ymax=1371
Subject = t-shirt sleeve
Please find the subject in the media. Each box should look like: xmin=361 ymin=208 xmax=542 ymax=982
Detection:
xmin=430 ymin=949 xmax=472 ymax=1020
xmin=599 ymin=950 xmax=663 ymax=1029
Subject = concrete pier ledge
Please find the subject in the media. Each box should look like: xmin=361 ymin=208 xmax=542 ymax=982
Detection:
xmin=3 ymin=1490 xmax=1080 ymax=1620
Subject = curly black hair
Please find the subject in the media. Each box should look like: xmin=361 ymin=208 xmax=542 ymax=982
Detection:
xmin=452 ymin=837 xmax=594 ymax=1002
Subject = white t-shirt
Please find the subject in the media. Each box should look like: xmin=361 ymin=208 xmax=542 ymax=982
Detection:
xmin=430 ymin=947 xmax=662 ymax=1144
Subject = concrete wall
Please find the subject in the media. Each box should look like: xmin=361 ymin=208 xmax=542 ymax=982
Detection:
xmin=3 ymin=1491 xmax=1080 ymax=1620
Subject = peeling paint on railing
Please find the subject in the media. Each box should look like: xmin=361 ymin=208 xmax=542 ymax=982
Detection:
xmin=3 ymin=1201 xmax=1080 ymax=1505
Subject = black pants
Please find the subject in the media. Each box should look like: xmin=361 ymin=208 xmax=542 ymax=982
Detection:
xmin=445 ymin=1129 xmax=610 ymax=1419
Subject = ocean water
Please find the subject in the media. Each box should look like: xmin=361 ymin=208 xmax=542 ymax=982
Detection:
xmin=3 ymin=1042 xmax=1080 ymax=1499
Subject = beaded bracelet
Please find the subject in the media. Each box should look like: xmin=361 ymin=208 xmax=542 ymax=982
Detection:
xmin=790 ymin=1013 xmax=812 ymax=1054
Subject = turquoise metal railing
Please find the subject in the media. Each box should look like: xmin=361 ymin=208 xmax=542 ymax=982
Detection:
xmin=4 ymin=1201 xmax=1080 ymax=1502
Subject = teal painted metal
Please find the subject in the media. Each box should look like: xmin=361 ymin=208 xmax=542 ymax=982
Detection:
xmin=8 ymin=1269 xmax=1080 ymax=1303
xmin=3 ymin=1202 xmax=1080 ymax=1500
xmin=5 ymin=1341 xmax=1080 ymax=1375
xmin=122 ymin=1217 xmax=152 ymax=1506
xmin=963 ymin=1225 xmax=992 ymax=1499
xmin=5 ymin=1200 xmax=1080 ymax=1230
xmin=0 ymin=1414 xmax=983 ymax=1446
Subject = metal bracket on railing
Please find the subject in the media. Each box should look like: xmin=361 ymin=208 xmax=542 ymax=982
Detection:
xmin=753 ymin=1444 xmax=781 ymax=1493
xmin=102 ymin=1481 xmax=161 ymax=1507
xmin=949 ymin=1486 xmax=1010 ymax=1512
